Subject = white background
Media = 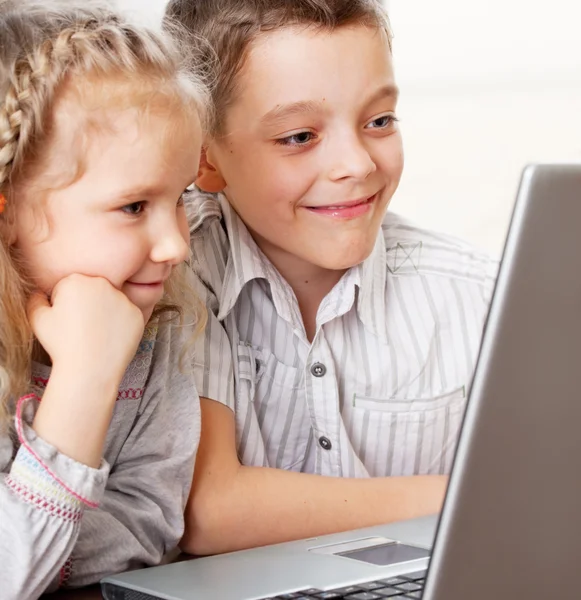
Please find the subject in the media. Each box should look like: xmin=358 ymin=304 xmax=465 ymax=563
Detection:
xmin=117 ymin=0 xmax=581 ymax=256
xmin=387 ymin=0 xmax=581 ymax=256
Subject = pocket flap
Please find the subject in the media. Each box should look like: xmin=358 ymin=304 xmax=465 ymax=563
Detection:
xmin=354 ymin=385 xmax=466 ymax=413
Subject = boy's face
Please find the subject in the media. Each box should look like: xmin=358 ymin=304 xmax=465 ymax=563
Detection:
xmin=201 ymin=25 xmax=403 ymax=273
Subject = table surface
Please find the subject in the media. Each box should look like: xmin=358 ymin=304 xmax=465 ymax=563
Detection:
xmin=49 ymin=587 xmax=103 ymax=599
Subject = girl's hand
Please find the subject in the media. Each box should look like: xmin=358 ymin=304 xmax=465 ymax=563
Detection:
xmin=28 ymin=273 xmax=145 ymax=385
xmin=27 ymin=274 xmax=146 ymax=467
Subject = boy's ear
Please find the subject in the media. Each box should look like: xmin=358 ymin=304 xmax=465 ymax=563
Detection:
xmin=196 ymin=147 xmax=227 ymax=193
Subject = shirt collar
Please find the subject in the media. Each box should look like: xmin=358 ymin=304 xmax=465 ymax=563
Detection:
xmin=218 ymin=193 xmax=390 ymax=341
xmin=355 ymin=230 xmax=389 ymax=341
xmin=218 ymin=196 xmax=303 ymax=328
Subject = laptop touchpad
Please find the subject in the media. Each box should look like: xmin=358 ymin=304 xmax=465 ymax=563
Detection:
xmin=338 ymin=542 xmax=429 ymax=566
xmin=309 ymin=536 xmax=430 ymax=566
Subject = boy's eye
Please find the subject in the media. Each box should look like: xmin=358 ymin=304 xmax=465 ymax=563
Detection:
xmin=365 ymin=114 xmax=399 ymax=130
xmin=121 ymin=201 xmax=145 ymax=216
xmin=275 ymin=131 xmax=315 ymax=146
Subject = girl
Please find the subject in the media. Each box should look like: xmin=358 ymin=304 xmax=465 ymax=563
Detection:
xmin=0 ymin=1 xmax=208 ymax=597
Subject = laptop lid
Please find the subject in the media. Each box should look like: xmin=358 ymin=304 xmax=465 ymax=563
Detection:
xmin=423 ymin=163 xmax=581 ymax=599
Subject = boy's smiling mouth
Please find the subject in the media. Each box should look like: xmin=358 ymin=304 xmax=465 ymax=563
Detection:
xmin=303 ymin=193 xmax=378 ymax=219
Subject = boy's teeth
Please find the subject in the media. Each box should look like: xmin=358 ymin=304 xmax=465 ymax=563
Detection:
xmin=311 ymin=197 xmax=372 ymax=209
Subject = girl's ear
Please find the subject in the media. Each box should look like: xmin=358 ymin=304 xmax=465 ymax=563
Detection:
xmin=196 ymin=146 xmax=227 ymax=193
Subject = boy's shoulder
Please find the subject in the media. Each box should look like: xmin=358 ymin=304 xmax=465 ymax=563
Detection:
xmin=185 ymin=189 xmax=229 ymax=295
xmin=381 ymin=212 xmax=498 ymax=287
xmin=185 ymin=188 xmax=224 ymax=235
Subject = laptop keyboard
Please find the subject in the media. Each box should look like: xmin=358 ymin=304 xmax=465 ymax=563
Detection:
xmin=258 ymin=569 xmax=427 ymax=600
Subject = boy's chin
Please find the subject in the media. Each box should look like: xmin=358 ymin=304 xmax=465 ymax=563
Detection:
xmin=310 ymin=240 xmax=378 ymax=272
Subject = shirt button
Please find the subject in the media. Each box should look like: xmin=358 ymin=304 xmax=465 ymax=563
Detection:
xmin=310 ymin=362 xmax=327 ymax=377
xmin=319 ymin=436 xmax=332 ymax=450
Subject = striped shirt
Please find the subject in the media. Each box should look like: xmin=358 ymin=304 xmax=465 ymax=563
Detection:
xmin=188 ymin=190 xmax=497 ymax=478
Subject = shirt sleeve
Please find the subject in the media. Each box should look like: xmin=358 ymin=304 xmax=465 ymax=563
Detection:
xmin=62 ymin=322 xmax=200 ymax=588
xmin=0 ymin=395 xmax=108 ymax=600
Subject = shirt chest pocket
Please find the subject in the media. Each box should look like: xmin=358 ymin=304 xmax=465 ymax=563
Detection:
xmin=349 ymin=385 xmax=467 ymax=477
xmin=236 ymin=344 xmax=309 ymax=470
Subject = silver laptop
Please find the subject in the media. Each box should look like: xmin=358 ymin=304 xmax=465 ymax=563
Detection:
xmin=102 ymin=163 xmax=581 ymax=600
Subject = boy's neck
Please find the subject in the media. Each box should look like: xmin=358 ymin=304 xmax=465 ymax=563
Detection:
xmin=254 ymin=237 xmax=348 ymax=342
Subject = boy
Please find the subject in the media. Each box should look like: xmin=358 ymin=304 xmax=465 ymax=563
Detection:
xmin=167 ymin=0 xmax=497 ymax=555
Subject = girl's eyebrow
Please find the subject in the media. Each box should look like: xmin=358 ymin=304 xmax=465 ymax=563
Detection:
xmin=112 ymin=185 xmax=166 ymax=202
xmin=105 ymin=176 xmax=196 ymax=204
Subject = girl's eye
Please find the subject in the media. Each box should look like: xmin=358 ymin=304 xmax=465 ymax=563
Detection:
xmin=121 ymin=201 xmax=145 ymax=216
xmin=366 ymin=114 xmax=399 ymax=130
xmin=275 ymin=131 xmax=316 ymax=147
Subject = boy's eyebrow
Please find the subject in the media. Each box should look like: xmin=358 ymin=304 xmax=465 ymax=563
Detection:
xmin=259 ymin=100 xmax=322 ymax=128
xmin=366 ymin=83 xmax=400 ymax=105
xmin=259 ymin=84 xmax=399 ymax=128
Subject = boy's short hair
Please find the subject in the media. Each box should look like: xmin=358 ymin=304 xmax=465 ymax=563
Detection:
xmin=164 ymin=0 xmax=392 ymax=136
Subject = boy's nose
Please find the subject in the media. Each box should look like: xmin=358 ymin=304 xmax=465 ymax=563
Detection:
xmin=327 ymin=136 xmax=376 ymax=182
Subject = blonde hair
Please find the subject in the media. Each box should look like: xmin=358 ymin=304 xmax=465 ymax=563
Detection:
xmin=0 ymin=0 xmax=209 ymax=431
xmin=164 ymin=0 xmax=392 ymax=137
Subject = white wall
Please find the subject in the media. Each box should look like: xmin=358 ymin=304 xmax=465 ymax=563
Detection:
xmin=118 ymin=0 xmax=581 ymax=256
xmin=114 ymin=0 xmax=167 ymax=26
xmin=388 ymin=0 xmax=581 ymax=255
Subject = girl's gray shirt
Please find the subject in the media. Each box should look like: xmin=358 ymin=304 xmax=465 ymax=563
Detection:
xmin=0 ymin=317 xmax=200 ymax=599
